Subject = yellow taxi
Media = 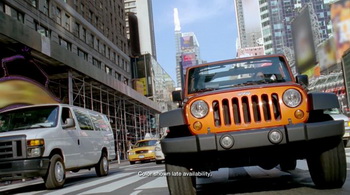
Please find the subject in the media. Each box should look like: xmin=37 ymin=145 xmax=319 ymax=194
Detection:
xmin=128 ymin=139 xmax=158 ymax=164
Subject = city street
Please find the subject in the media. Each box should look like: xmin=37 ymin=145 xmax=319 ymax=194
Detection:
xmin=1 ymin=148 xmax=350 ymax=195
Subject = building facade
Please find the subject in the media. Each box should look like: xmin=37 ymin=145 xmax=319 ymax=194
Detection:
xmin=0 ymin=0 xmax=162 ymax=160
xmin=258 ymin=0 xmax=331 ymax=55
xmin=234 ymin=0 xmax=264 ymax=58
xmin=124 ymin=0 xmax=156 ymax=59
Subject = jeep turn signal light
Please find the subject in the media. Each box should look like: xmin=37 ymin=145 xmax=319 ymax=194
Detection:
xmin=294 ymin=109 xmax=304 ymax=119
xmin=193 ymin=121 xmax=202 ymax=131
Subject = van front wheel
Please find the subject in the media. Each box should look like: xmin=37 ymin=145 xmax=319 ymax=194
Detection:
xmin=96 ymin=152 xmax=109 ymax=177
xmin=44 ymin=154 xmax=66 ymax=189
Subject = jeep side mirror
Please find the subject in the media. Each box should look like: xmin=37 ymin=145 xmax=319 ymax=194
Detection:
xmin=172 ymin=90 xmax=183 ymax=102
xmin=62 ymin=118 xmax=75 ymax=129
xmin=296 ymin=75 xmax=308 ymax=87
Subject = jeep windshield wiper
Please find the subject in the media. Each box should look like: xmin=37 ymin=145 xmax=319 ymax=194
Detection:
xmin=193 ymin=88 xmax=216 ymax=93
xmin=232 ymin=80 xmax=269 ymax=87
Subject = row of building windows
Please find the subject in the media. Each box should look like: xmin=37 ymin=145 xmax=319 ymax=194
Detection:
xmin=0 ymin=1 xmax=130 ymax=86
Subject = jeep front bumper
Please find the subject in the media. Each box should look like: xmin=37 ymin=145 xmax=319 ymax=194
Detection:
xmin=161 ymin=120 xmax=344 ymax=155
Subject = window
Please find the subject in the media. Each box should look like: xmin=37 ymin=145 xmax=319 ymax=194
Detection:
xmin=24 ymin=0 xmax=37 ymax=8
xmin=78 ymin=48 xmax=88 ymax=61
xmin=123 ymin=78 xmax=128 ymax=85
xmin=89 ymin=33 xmax=94 ymax=47
xmin=101 ymin=44 xmax=106 ymax=55
xmin=106 ymin=46 xmax=110 ymax=59
xmin=92 ymin=57 xmax=101 ymax=69
xmin=95 ymin=39 xmax=100 ymax=51
xmin=80 ymin=3 xmax=84 ymax=16
xmin=82 ymin=27 xmax=86 ymax=42
xmin=35 ymin=22 xmax=50 ymax=37
xmin=89 ymin=112 xmax=111 ymax=131
xmin=59 ymin=36 xmax=72 ymax=51
xmin=61 ymin=107 xmax=74 ymax=127
xmin=43 ymin=0 xmax=49 ymax=15
xmin=63 ymin=13 xmax=70 ymax=30
xmin=74 ymin=22 xmax=80 ymax=37
xmin=4 ymin=5 xmax=24 ymax=23
xmin=105 ymin=66 xmax=112 ymax=75
xmin=73 ymin=109 xmax=94 ymax=130
xmin=55 ymin=7 xmax=61 ymax=24
xmin=115 ymin=72 xmax=121 ymax=81
xmin=88 ymin=10 xmax=93 ymax=22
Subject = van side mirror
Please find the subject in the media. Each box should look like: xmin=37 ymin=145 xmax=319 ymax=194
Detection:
xmin=172 ymin=90 xmax=182 ymax=102
xmin=296 ymin=75 xmax=308 ymax=87
xmin=62 ymin=118 xmax=75 ymax=129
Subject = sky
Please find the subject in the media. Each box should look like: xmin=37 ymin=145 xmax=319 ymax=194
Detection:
xmin=152 ymin=0 xmax=238 ymax=83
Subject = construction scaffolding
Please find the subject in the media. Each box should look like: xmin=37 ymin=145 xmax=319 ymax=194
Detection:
xmin=46 ymin=69 xmax=160 ymax=160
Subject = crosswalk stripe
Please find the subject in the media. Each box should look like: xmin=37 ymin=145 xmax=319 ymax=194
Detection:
xmin=44 ymin=172 xmax=134 ymax=195
xmin=124 ymin=165 xmax=163 ymax=171
xmin=78 ymin=170 xmax=163 ymax=194
xmin=135 ymin=177 xmax=167 ymax=190
xmin=78 ymin=175 xmax=144 ymax=194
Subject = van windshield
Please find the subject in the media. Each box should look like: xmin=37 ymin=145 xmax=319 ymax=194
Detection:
xmin=0 ymin=106 xmax=59 ymax=132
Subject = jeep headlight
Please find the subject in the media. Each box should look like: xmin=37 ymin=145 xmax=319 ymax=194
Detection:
xmin=27 ymin=139 xmax=45 ymax=158
xmin=283 ymin=89 xmax=302 ymax=108
xmin=129 ymin=152 xmax=135 ymax=155
xmin=191 ymin=100 xmax=209 ymax=119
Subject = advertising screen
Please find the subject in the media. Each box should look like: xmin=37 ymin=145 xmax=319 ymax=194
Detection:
xmin=331 ymin=0 xmax=350 ymax=62
xmin=292 ymin=6 xmax=317 ymax=74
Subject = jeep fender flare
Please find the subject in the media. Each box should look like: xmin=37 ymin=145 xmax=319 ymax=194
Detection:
xmin=308 ymin=92 xmax=340 ymax=111
xmin=159 ymin=108 xmax=186 ymax=128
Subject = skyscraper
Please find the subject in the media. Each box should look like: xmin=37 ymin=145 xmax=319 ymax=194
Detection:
xmin=174 ymin=8 xmax=203 ymax=88
xmin=234 ymin=0 xmax=264 ymax=57
xmin=258 ymin=0 xmax=331 ymax=55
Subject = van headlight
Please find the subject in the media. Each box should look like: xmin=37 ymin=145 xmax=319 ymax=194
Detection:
xmin=283 ymin=89 xmax=302 ymax=108
xmin=191 ymin=100 xmax=209 ymax=119
xmin=27 ymin=139 xmax=45 ymax=158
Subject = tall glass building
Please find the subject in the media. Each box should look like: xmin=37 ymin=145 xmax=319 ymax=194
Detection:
xmin=258 ymin=0 xmax=331 ymax=55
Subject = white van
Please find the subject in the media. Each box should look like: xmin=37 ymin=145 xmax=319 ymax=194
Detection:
xmin=0 ymin=104 xmax=116 ymax=189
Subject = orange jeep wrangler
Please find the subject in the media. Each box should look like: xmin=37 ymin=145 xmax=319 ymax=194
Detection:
xmin=160 ymin=54 xmax=346 ymax=194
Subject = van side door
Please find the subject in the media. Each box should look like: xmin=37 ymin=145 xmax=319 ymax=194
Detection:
xmin=59 ymin=107 xmax=80 ymax=168
xmin=72 ymin=108 xmax=100 ymax=166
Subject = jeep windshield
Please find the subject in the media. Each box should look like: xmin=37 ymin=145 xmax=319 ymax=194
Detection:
xmin=0 ymin=106 xmax=59 ymax=132
xmin=187 ymin=57 xmax=292 ymax=94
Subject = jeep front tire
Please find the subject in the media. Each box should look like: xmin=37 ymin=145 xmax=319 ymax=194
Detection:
xmin=307 ymin=140 xmax=347 ymax=188
xmin=165 ymin=162 xmax=196 ymax=195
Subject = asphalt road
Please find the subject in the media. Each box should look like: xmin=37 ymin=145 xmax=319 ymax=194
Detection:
xmin=1 ymin=148 xmax=350 ymax=194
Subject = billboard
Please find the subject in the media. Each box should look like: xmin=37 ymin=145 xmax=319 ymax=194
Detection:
xmin=292 ymin=6 xmax=317 ymax=74
xmin=331 ymin=0 xmax=350 ymax=62
xmin=181 ymin=35 xmax=194 ymax=51
xmin=181 ymin=53 xmax=197 ymax=73
xmin=317 ymin=36 xmax=337 ymax=71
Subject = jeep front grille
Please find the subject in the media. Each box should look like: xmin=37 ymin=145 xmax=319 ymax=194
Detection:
xmin=212 ymin=93 xmax=281 ymax=127
xmin=0 ymin=136 xmax=26 ymax=160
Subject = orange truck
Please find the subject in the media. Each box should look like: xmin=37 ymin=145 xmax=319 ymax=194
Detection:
xmin=160 ymin=54 xmax=346 ymax=194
